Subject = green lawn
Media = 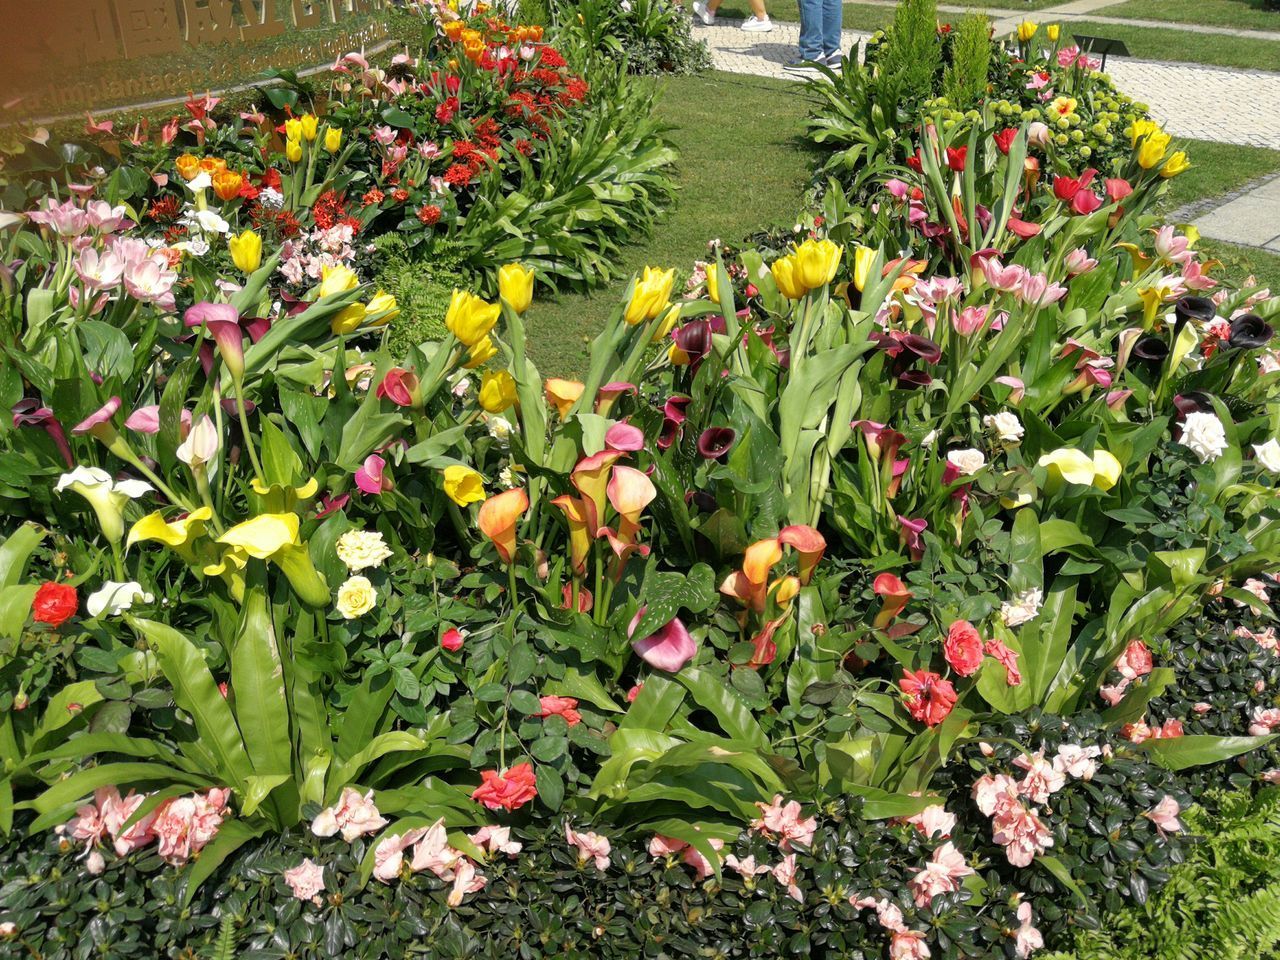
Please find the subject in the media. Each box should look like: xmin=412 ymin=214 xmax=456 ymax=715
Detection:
xmin=1159 ymin=139 xmax=1280 ymax=214
xmin=1060 ymin=19 xmax=1280 ymax=70
xmin=524 ymin=71 xmax=819 ymax=377
xmin=1097 ymin=0 xmax=1280 ymax=32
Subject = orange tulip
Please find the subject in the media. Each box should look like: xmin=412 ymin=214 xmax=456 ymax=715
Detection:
xmin=199 ymin=156 xmax=227 ymax=176
xmin=478 ymin=487 xmax=528 ymax=565
xmin=212 ymin=169 xmax=243 ymax=202
xmin=570 ymin=450 xmax=622 ymax=538
xmin=175 ymin=154 xmax=200 ymax=180
xmin=545 ymin=379 xmax=584 ymax=420
xmin=551 ymin=495 xmax=591 ymax=576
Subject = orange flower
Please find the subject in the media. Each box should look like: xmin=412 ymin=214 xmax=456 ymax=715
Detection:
xmin=212 ymin=169 xmax=243 ymax=202
xmin=720 ymin=525 xmax=826 ymax=612
xmin=478 ymin=487 xmax=528 ymax=564
xmin=545 ymin=379 xmax=584 ymax=419
xmin=551 ymin=495 xmax=592 ymax=576
xmin=175 ymin=154 xmax=200 ymax=181
xmin=570 ymin=450 xmax=622 ymax=538
xmin=779 ymin=525 xmax=825 ymax=585
xmin=443 ymin=20 xmax=464 ymax=40
xmin=606 ymin=465 xmax=655 ymax=547
xmin=198 ymin=156 xmax=227 ymax=176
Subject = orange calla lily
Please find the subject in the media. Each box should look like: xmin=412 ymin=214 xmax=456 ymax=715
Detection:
xmin=778 ymin=525 xmax=826 ymax=585
xmin=606 ymin=465 xmax=656 ymax=544
xmin=570 ymin=450 xmax=623 ymax=538
xmin=478 ymin=487 xmax=528 ymax=564
xmin=551 ymin=494 xmax=592 ymax=577
xmin=545 ymin=378 xmax=585 ymax=419
xmin=872 ymin=573 xmax=912 ymax=629
xmin=721 ymin=538 xmax=785 ymax=612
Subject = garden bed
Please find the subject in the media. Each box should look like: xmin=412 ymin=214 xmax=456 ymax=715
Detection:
xmin=1 ymin=0 xmax=1280 ymax=958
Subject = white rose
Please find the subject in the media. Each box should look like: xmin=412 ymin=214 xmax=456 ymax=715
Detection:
xmin=335 ymin=530 xmax=394 ymax=572
xmin=983 ymin=412 xmax=1024 ymax=444
xmin=1000 ymin=588 xmax=1043 ymax=627
xmin=946 ymin=448 xmax=986 ymax=476
xmin=87 ymin=581 xmax=154 ymax=618
xmin=1255 ymin=438 xmax=1280 ymax=473
xmin=1179 ymin=411 xmax=1229 ymax=463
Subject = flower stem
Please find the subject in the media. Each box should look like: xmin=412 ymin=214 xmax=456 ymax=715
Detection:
xmin=234 ymin=388 xmax=266 ymax=485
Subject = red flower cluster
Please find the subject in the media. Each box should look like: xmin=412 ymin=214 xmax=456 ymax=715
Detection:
xmin=471 ymin=762 xmax=538 ymax=811
xmin=32 ymin=582 xmax=77 ymax=628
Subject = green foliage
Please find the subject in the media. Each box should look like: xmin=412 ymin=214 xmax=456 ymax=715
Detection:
xmin=878 ymin=0 xmax=943 ymax=107
xmin=372 ymin=234 xmax=465 ymax=354
xmin=553 ymin=0 xmax=711 ymax=75
xmin=1060 ymin=788 xmax=1280 ymax=960
xmin=942 ymin=14 xmax=993 ymax=110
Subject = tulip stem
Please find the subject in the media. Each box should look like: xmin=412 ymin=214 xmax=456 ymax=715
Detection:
xmin=234 ymin=389 xmax=266 ymax=486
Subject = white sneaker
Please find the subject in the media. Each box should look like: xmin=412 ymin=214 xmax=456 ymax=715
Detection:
xmin=692 ymin=1 xmax=715 ymax=25
xmin=740 ymin=15 xmax=774 ymax=31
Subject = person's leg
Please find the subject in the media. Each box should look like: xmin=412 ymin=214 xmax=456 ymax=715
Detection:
xmin=822 ymin=0 xmax=841 ymax=59
xmin=795 ymin=0 xmax=822 ymax=60
xmin=749 ymin=0 xmax=768 ymax=18
xmin=707 ymin=0 xmax=722 ymax=11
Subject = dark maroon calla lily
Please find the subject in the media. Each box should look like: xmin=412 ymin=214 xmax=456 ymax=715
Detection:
xmin=1132 ymin=336 xmax=1170 ymax=364
xmin=697 ymin=427 xmax=736 ymax=460
xmin=1228 ymin=313 xmax=1274 ymax=350
xmin=658 ymin=395 xmax=691 ymax=450
xmin=13 ymin=400 xmax=73 ymax=467
xmin=1174 ymin=296 xmax=1216 ymax=326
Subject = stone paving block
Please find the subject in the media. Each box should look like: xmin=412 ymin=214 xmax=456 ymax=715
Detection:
xmin=1193 ymin=195 xmax=1280 ymax=246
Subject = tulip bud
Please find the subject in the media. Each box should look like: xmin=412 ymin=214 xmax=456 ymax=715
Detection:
xmin=301 ymin=114 xmax=319 ymax=142
xmin=498 ymin=263 xmax=535 ymax=314
xmin=228 ymin=229 xmax=263 ymax=273
xmin=286 ymin=138 xmax=303 ymax=163
xmin=324 ymin=126 xmax=343 ymax=153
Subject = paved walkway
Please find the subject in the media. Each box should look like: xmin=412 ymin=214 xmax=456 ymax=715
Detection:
xmin=1190 ymin=175 xmax=1280 ymax=253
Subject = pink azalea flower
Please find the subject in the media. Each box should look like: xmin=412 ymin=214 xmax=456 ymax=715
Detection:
xmin=889 ymin=929 xmax=932 ymax=960
xmin=772 ymin=853 xmax=803 ymax=903
xmin=565 ymin=822 xmax=611 ymax=870
xmin=470 ymin=825 xmax=522 ymax=857
xmin=909 ymin=841 xmax=974 ymax=907
xmin=311 ymin=787 xmax=387 ymax=842
xmin=1015 ymin=901 xmax=1044 ymax=958
xmin=284 ymin=858 xmax=326 ymax=900
xmin=904 ymin=803 xmax=955 ymax=839
xmin=752 ymin=794 xmax=818 ymax=850
xmin=373 ymin=828 xmax=427 ymax=882
xmin=1053 ymin=744 xmax=1101 ymax=781
xmin=1144 ymin=795 xmax=1183 ymax=836
xmin=1115 ymin=640 xmax=1153 ymax=681
xmin=1013 ymin=750 xmax=1066 ymax=804
xmin=725 ymin=854 xmax=770 ymax=879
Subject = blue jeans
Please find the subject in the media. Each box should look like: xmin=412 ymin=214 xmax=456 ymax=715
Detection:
xmin=797 ymin=0 xmax=841 ymax=59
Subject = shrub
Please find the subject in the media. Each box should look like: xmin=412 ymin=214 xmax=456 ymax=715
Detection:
xmin=941 ymin=14 xmax=993 ymax=110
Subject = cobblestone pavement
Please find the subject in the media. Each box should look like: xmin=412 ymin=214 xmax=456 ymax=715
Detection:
xmin=699 ymin=20 xmax=1280 ymax=150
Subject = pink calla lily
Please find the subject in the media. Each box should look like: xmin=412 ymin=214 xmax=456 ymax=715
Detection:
xmin=628 ymin=608 xmax=697 ymax=672
xmin=355 ymin=454 xmax=393 ymax=495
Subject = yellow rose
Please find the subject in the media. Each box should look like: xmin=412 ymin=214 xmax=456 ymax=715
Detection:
xmin=320 ymin=264 xmax=359 ymax=298
xmin=285 ymin=138 xmax=303 ymax=163
xmin=335 ymin=575 xmax=376 ymax=619
xmin=324 ymin=126 xmax=342 ymax=153
xmin=366 ymin=290 xmax=399 ymax=325
xmin=444 ymin=289 xmax=500 ymax=346
xmin=624 ymin=266 xmax=675 ymax=325
xmin=1160 ymin=151 xmax=1190 ymax=178
xmin=852 ymin=244 xmax=876 ymax=293
xmin=443 ymin=465 xmax=486 ymax=506
xmin=228 ymin=229 xmax=262 ymax=274
xmin=464 ymin=336 xmax=498 ymax=369
xmin=300 ymin=114 xmax=319 ymax=142
xmin=792 ymin=237 xmax=842 ymax=290
xmin=1017 ymin=20 xmax=1037 ymax=41
xmin=771 ymin=254 xmax=805 ymax=300
xmin=478 ymin=370 xmax=517 ymax=413
xmin=498 ymin=263 xmax=534 ymax=314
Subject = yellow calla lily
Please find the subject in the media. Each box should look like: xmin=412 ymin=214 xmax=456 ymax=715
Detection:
xmin=1091 ymin=450 xmax=1122 ymax=491
xmin=1038 ymin=448 xmax=1097 ymax=486
xmin=218 ymin=513 xmax=329 ymax=607
xmin=127 ymin=507 xmax=213 ymax=560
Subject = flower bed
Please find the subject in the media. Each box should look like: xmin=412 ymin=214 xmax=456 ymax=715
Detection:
xmin=1 ymin=1 xmax=1280 ymax=957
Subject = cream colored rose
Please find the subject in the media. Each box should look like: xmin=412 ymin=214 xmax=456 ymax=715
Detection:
xmin=336 ymin=529 xmax=394 ymax=572
xmin=336 ymin=575 xmax=377 ymax=619
xmin=1254 ymin=438 xmax=1280 ymax=473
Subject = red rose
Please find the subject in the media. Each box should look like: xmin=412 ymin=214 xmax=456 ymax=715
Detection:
xmin=32 ymin=582 xmax=77 ymax=628
xmin=900 ymin=669 xmax=956 ymax=726
xmin=440 ymin=626 xmax=465 ymax=652
xmin=471 ymin=762 xmax=538 ymax=811
xmin=943 ymin=620 xmax=984 ymax=677
xmin=536 ymin=695 xmax=581 ymax=727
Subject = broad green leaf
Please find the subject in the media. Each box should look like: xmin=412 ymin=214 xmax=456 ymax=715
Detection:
xmin=1140 ymin=734 xmax=1278 ymax=771
xmin=631 ymin=563 xmax=716 ymax=640
xmin=181 ymin=820 xmax=269 ymax=905
xmin=676 ymin=668 xmax=767 ymax=748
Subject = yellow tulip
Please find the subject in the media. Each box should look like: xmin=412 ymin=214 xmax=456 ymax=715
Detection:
xmin=300 ymin=114 xmax=319 ymax=142
xmin=498 ymin=263 xmax=535 ymax=314
xmin=324 ymin=126 xmax=342 ymax=153
xmin=1017 ymin=20 xmax=1037 ymax=41
xmin=1091 ymin=450 xmax=1121 ymax=491
xmin=320 ymin=264 xmax=359 ymax=298
xmin=771 ymin=255 xmax=805 ymax=300
xmin=792 ymin=238 xmax=842 ymax=290
xmin=705 ymin=265 xmax=721 ymax=304
xmin=478 ymin=370 xmax=517 ymax=412
xmin=443 ymin=465 xmax=486 ymax=506
xmin=445 ymin=289 xmax=501 ymax=346
xmin=852 ymin=245 xmax=876 ymax=293
xmin=331 ymin=303 xmax=367 ymax=334
xmin=1137 ymin=132 xmax=1171 ymax=170
xmin=286 ymin=138 xmax=303 ymax=163
xmin=1129 ymin=119 xmax=1161 ymax=148
xmin=1160 ymin=151 xmax=1190 ymax=178
xmin=228 ymin=230 xmax=262 ymax=274
xmin=464 ymin=336 xmax=498 ymax=369
xmin=1046 ymin=23 xmax=1060 ymax=41
xmin=284 ymin=117 xmax=303 ymax=142
xmin=624 ymin=266 xmax=675 ymax=325
xmin=651 ymin=305 xmax=680 ymax=342
xmin=366 ymin=290 xmax=400 ymax=325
